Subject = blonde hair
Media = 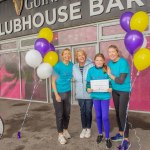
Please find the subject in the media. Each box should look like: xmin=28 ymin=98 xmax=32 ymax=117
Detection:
xmin=61 ymin=48 xmax=71 ymax=56
xmin=94 ymin=53 xmax=107 ymax=73
xmin=75 ymin=49 xmax=87 ymax=62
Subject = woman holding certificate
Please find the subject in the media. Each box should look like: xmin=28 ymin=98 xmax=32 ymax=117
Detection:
xmin=73 ymin=50 xmax=93 ymax=138
xmin=107 ymin=45 xmax=131 ymax=150
xmin=86 ymin=53 xmax=112 ymax=149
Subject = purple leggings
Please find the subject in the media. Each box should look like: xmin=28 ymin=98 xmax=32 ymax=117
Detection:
xmin=93 ymin=100 xmax=110 ymax=139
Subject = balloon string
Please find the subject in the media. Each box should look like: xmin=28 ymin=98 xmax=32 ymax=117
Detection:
xmin=129 ymin=71 xmax=141 ymax=150
xmin=130 ymin=55 xmax=134 ymax=82
xmin=19 ymin=80 xmax=40 ymax=132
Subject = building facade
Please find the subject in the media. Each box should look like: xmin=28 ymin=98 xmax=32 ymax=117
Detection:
xmin=0 ymin=0 xmax=150 ymax=112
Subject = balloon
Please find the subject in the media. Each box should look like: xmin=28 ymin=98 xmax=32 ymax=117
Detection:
xmin=120 ymin=11 xmax=133 ymax=32
xmin=25 ymin=50 xmax=42 ymax=68
xmin=141 ymin=36 xmax=147 ymax=48
xmin=38 ymin=27 xmax=53 ymax=42
xmin=34 ymin=38 xmax=49 ymax=57
xmin=44 ymin=51 xmax=58 ymax=67
xmin=49 ymin=43 xmax=55 ymax=51
xmin=133 ymin=48 xmax=150 ymax=71
xmin=124 ymin=30 xmax=143 ymax=55
xmin=37 ymin=63 xmax=53 ymax=79
xmin=130 ymin=11 xmax=149 ymax=32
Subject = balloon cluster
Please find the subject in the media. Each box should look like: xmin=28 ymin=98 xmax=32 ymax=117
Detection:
xmin=120 ymin=11 xmax=150 ymax=71
xmin=25 ymin=27 xmax=58 ymax=79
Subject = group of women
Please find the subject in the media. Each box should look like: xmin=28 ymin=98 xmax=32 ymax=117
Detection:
xmin=51 ymin=45 xmax=131 ymax=150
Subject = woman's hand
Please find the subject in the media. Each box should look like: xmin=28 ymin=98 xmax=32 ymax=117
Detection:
xmin=107 ymin=88 xmax=112 ymax=93
xmin=55 ymin=94 xmax=61 ymax=102
xmin=87 ymin=88 xmax=93 ymax=93
xmin=107 ymin=67 xmax=111 ymax=76
xmin=107 ymin=67 xmax=115 ymax=80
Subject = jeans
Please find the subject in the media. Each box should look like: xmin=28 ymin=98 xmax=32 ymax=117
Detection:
xmin=78 ymin=99 xmax=93 ymax=129
xmin=52 ymin=91 xmax=71 ymax=133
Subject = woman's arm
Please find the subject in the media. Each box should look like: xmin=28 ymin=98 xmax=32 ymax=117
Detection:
xmin=107 ymin=67 xmax=127 ymax=84
xmin=52 ymin=75 xmax=61 ymax=102
xmin=108 ymin=73 xmax=127 ymax=84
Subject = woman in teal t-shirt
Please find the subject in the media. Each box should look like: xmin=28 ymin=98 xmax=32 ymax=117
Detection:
xmin=52 ymin=48 xmax=73 ymax=145
xmin=107 ymin=45 xmax=131 ymax=150
xmin=86 ymin=53 xmax=112 ymax=149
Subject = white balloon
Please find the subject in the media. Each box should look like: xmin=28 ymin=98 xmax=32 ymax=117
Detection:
xmin=37 ymin=63 xmax=53 ymax=79
xmin=141 ymin=36 xmax=147 ymax=48
xmin=25 ymin=50 xmax=42 ymax=68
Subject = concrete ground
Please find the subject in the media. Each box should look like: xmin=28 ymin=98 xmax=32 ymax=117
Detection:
xmin=0 ymin=99 xmax=149 ymax=150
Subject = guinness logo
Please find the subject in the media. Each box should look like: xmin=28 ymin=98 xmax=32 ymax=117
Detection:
xmin=13 ymin=0 xmax=24 ymax=16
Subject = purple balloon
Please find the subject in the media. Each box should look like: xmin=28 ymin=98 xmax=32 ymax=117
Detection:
xmin=34 ymin=38 xmax=49 ymax=57
xmin=120 ymin=12 xmax=133 ymax=32
xmin=49 ymin=43 xmax=55 ymax=51
xmin=124 ymin=30 xmax=144 ymax=55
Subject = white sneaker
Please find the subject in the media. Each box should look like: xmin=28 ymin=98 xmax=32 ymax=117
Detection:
xmin=58 ymin=134 xmax=67 ymax=145
xmin=85 ymin=129 xmax=91 ymax=138
xmin=80 ymin=129 xmax=86 ymax=138
xmin=63 ymin=130 xmax=71 ymax=139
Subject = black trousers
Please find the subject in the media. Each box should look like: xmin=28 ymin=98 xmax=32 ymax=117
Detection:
xmin=52 ymin=91 xmax=71 ymax=133
xmin=112 ymin=90 xmax=130 ymax=138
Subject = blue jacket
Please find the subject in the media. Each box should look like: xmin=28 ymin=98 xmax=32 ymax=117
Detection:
xmin=73 ymin=59 xmax=93 ymax=99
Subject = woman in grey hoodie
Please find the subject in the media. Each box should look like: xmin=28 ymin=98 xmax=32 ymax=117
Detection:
xmin=73 ymin=49 xmax=93 ymax=138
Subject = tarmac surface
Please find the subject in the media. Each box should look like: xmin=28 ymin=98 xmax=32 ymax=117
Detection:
xmin=0 ymin=99 xmax=150 ymax=150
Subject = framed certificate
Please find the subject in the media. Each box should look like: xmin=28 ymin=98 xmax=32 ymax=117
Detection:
xmin=90 ymin=79 xmax=109 ymax=92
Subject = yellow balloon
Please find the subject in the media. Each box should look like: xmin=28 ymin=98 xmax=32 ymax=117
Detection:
xmin=133 ymin=48 xmax=150 ymax=71
xmin=44 ymin=51 xmax=58 ymax=67
xmin=130 ymin=11 xmax=149 ymax=32
xmin=38 ymin=27 xmax=53 ymax=42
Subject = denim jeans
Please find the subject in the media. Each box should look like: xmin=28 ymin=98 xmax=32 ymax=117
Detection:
xmin=78 ymin=99 xmax=93 ymax=129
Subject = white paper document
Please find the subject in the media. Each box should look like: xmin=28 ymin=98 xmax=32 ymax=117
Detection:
xmin=90 ymin=79 xmax=109 ymax=92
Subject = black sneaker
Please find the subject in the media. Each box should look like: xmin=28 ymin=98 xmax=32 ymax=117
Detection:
xmin=106 ymin=139 xmax=112 ymax=149
xmin=96 ymin=134 xmax=103 ymax=144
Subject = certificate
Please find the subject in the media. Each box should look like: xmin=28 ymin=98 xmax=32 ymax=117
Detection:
xmin=90 ymin=79 xmax=109 ymax=92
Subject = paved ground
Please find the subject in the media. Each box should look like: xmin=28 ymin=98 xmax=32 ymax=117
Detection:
xmin=0 ymin=99 xmax=150 ymax=150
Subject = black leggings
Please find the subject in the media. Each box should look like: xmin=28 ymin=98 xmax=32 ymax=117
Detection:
xmin=112 ymin=90 xmax=130 ymax=138
xmin=52 ymin=91 xmax=71 ymax=133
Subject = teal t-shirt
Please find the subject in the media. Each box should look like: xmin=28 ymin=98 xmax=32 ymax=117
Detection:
xmin=108 ymin=57 xmax=131 ymax=92
xmin=53 ymin=61 xmax=73 ymax=93
xmin=86 ymin=66 xmax=111 ymax=100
